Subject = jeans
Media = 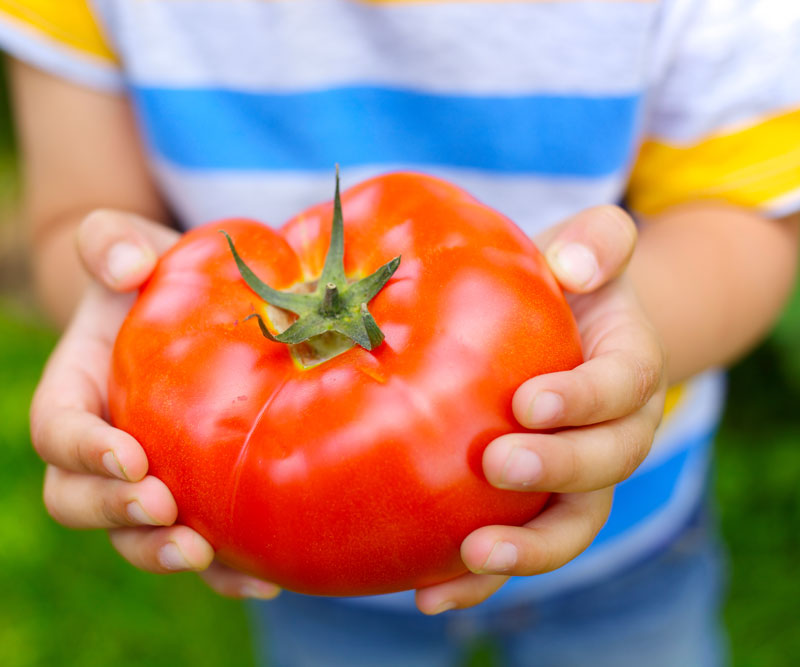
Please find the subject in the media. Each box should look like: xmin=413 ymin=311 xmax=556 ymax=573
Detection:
xmin=250 ymin=508 xmax=729 ymax=667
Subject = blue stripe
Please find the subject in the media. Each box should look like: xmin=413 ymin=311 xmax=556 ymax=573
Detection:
xmin=593 ymin=429 xmax=716 ymax=545
xmin=131 ymin=86 xmax=641 ymax=175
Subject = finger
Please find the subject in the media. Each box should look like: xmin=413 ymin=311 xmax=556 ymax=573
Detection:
xmin=109 ymin=524 xmax=214 ymax=574
xmin=512 ymin=325 xmax=664 ymax=430
xmin=540 ymin=206 xmax=637 ymax=293
xmin=199 ymin=561 xmax=282 ymax=600
xmin=76 ymin=209 xmax=179 ymax=291
xmin=31 ymin=407 xmax=147 ymax=481
xmin=42 ymin=466 xmax=177 ymax=529
xmin=30 ymin=285 xmax=149 ymax=480
xmin=460 ymin=489 xmax=613 ymax=576
xmin=416 ymin=573 xmax=509 ymax=615
xmin=485 ymin=392 xmax=663 ymax=492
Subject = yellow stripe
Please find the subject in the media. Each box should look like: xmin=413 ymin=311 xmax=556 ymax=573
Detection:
xmin=628 ymin=108 xmax=800 ymax=216
xmin=0 ymin=0 xmax=115 ymax=62
xmin=662 ymin=383 xmax=684 ymax=418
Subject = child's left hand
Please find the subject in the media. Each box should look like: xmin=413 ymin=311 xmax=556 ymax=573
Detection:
xmin=416 ymin=206 xmax=667 ymax=614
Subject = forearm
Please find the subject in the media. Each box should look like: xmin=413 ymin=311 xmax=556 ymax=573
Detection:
xmin=9 ymin=59 xmax=171 ymax=328
xmin=30 ymin=211 xmax=93 ymax=327
xmin=630 ymin=203 xmax=799 ymax=384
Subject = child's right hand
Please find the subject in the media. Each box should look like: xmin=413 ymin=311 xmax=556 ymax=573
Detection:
xmin=29 ymin=210 xmax=281 ymax=600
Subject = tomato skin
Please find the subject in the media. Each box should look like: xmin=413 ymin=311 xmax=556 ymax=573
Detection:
xmin=109 ymin=173 xmax=583 ymax=596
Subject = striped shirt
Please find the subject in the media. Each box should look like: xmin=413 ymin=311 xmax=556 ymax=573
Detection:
xmin=1 ymin=0 xmax=798 ymax=608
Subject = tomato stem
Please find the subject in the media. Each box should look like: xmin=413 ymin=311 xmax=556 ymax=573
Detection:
xmin=320 ymin=283 xmax=341 ymax=316
xmin=221 ymin=166 xmax=401 ymax=351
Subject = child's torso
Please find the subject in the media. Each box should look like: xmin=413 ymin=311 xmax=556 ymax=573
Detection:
xmin=93 ymin=0 xmax=663 ymax=232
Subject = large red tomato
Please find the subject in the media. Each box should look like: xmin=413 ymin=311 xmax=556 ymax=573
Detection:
xmin=108 ymin=172 xmax=583 ymax=596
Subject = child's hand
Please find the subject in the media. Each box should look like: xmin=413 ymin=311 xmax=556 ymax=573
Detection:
xmin=30 ymin=211 xmax=281 ymax=600
xmin=416 ymin=207 xmax=667 ymax=614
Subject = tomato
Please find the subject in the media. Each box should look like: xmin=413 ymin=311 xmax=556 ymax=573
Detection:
xmin=108 ymin=172 xmax=583 ymax=596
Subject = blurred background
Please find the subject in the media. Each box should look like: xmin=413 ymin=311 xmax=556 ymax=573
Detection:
xmin=1 ymin=69 xmax=799 ymax=666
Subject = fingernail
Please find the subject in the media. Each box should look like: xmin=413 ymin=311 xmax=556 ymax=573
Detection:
xmin=159 ymin=542 xmax=191 ymax=571
xmin=102 ymin=450 xmax=129 ymax=480
xmin=126 ymin=500 xmax=162 ymax=526
xmin=481 ymin=541 xmax=518 ymax=573
xmin=528 ymin=391 xmax=563 ymax=426
xmin=107 ymin=242 xmax=150 ymax=284
xmin=501 ymin=447 xmax=543 ymax=488
xmin=241 ymin=581 xmax=282 ymax=600
xmin=429 ymin=600 xmax=457 ymax=615
xmin=548 ymin=243 xmax=598 ymax=288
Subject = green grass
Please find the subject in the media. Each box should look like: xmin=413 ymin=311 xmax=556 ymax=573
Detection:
xmin=716 ymin=283 xmax=800 ymax=666
xmin=0 ymin=302 xmax=254 ymax=667
xmin=1 ymin=282 xmax=799 ymax=667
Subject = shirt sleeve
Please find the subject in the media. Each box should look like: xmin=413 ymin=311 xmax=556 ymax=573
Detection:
xmin=0 ymin=0 xmax=123 ymax=91
xmin=627 ymin=0 xmax=800 ymax=218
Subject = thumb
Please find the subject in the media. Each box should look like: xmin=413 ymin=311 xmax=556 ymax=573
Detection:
xmin=540 ymin=205 xmax=637 ymax=293
xmin=76 ymin=209 xmax=180 ymax=291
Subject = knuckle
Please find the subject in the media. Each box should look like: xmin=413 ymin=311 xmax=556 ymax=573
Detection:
xmin=536 ymin=542 xmax=565 ymax=575
xmin=107 ymin=528 xmax=157 ymax=571
xmin=205 ymin=575 xmax=235 ymax=598
xmin=559 ymin=438 xmax=584 ymax=489
xmin=73 ymin=438 xmax=95 ymax=474
xmin=106 ymin=527 xmax=132 ymax=556
xmin=595 ymin=205 xmax=637 ymax=241
xmin=66 ymin=435 xmax=92 ymax=474
xmin=100 ymin=494 xmax=123 ymax=526
xmin=617 ymin=422 xmax=649 ymax=481
xmin=520 ymin=535 xmax=551 ymax=575
xmin=78 ymin=209 xmax=127 ymax=266
xmin=575 ymin=368 xmax=603 ymax=420
xmin=72 ymin=418 xmax=107 ymax=474
xmin=630 ymin=353 xmax=662 ymax=408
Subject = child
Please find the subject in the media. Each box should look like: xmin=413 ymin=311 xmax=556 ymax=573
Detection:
xmin=3 ymin=1 xmax=799 ymax=664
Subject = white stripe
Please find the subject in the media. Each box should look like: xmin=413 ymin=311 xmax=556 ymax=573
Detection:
xmin=0 ymin=14 xmax=122 ymax=92
xmin=153 ymin=161 xmax=627 ymax=237
xmin=765 ymin=185 xmax=800 ymax=218
xmin=644 ymin=0 xmax=800 ymax=143
xmin=94 ymin=0 xmax=655 ymax=94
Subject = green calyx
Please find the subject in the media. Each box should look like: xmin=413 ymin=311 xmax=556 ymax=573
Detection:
xmin=221 ymin=168 xmax=401 ymax=351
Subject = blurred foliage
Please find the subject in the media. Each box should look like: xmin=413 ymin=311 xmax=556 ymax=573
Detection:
xmin=717 ymin=284 xmax=800 ymax=666
xmin=0 ymin=305 xmax=255 ymax=667
xmin=0 ymin=59 xmax=13 ymax=154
